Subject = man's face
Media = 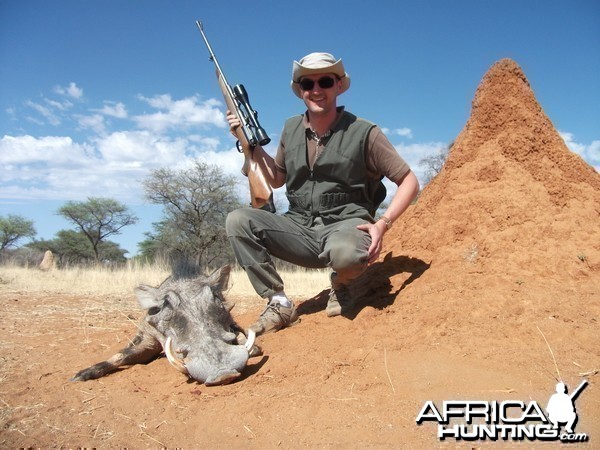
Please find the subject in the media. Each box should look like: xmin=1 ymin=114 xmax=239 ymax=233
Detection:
xmin=298 ymin=73 xmax=342 ymax=116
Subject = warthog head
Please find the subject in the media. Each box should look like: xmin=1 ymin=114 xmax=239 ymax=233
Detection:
xmin=71 ymin=265 xmax=260 ymax=386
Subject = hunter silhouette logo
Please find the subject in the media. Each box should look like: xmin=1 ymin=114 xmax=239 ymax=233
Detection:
xmin=546 ymin=380 xmax=588 ymax=435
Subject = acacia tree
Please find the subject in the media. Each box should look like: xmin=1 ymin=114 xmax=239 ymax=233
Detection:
xmin=419 ymin=145 xmax=450 ymax=185
xmin=142 ymin=161 xmax=242 ymax=267
xmin=57 ymin=197 xmax=138 ymax=263
xmin=0 ymin=214 xmax=36 ymax=252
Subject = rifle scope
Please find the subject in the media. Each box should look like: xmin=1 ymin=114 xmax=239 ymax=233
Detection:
xmin=233 ymin=84 xmax=270 ymax=147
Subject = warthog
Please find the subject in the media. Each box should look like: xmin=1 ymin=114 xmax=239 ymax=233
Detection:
xmin=71 ymin=265 xmax=261 ymax=386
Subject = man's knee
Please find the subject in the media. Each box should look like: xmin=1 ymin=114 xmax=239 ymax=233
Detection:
xmin=225 ymin=208 xmax=249 ymax=236
xmin=327 ymin=231 xmax=370 ymax=281
xmin=330 ymin=244 xmax=367 ymax=269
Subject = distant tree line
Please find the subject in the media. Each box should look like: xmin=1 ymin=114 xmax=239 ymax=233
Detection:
xmin=1 ymin=198 xmax=137 ymax=267
xmin=0 ymin=161 xmax=242 ymax=269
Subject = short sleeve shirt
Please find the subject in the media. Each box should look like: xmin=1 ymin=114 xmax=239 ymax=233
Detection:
xmin=274 ymin=109 xmax=410 ymax=184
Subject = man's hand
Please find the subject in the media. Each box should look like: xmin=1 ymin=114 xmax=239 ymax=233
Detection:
xmin=356 ymin=220 xmax=387 ymax=264
xmin=357 ymin=170 xmax=419 ymax=264
xmin=226 ymin=110 xmax=241 ymax=137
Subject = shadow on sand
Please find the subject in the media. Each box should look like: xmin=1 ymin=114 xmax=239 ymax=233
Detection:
xmin=297 ymin=252 xmax=430 ymax=320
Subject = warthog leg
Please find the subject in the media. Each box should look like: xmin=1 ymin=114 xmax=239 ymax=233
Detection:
xmin=70 ymin=331 xmax=162 ymax=382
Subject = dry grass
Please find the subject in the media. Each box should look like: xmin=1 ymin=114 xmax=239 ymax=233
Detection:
xmin=0 ymin=262 xmax=330 ymax=299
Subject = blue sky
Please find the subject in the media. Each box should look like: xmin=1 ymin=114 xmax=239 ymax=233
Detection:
xmin=1 ymin=0 xmax=598 ymax=256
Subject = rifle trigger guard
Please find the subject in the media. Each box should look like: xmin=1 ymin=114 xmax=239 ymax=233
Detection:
xmin=235 ymin=140 xmax=244 ymax=153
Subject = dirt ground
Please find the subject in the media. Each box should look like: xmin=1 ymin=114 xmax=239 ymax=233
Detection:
xmin=0 ymin=265 xmax=598 ymax=448
xmin=1 ymin=58 xmax=599 ymax=448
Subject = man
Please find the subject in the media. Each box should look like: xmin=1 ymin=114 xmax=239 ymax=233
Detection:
xmin=226 ymin=52 xmax=419 ymax=335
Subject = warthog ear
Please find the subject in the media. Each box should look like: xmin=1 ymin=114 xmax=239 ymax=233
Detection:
xmin=134 ymin=285 xmax=162 ymax=310
xmin=207 ymin=265 xmax=231 ymax=293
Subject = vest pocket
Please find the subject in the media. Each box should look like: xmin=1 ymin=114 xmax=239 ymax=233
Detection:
xmin=287 ymin=191 xmax=308 ymax=210
xmin=319 ymin=190 xmax=365 ymax=209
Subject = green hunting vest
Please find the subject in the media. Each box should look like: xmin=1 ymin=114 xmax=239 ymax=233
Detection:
xmin=283 ymin=110 xmax=386 ymax=225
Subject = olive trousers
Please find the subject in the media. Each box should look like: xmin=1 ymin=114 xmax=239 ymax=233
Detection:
xmin=225 ymin=208 xmax=371 ymax=299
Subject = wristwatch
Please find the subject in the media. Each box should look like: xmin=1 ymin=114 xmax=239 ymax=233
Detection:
xmin=378 ymin=215 xmax=392 ymax=230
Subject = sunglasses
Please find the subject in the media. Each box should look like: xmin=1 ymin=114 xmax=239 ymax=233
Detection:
xmin=298 ymin=76 xmax=338 ymax=91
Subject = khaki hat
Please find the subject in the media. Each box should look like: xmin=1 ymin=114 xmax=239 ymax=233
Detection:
xmin=291 ymin=52 xmax=351 ymax=98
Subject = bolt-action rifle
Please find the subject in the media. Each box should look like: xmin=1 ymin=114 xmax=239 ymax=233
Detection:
xmin=196 ymin=20 xmax=275 ymax=212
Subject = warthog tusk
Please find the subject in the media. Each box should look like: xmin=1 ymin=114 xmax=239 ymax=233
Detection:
xmin=244 ymin=329 xmax=256 ymax=353
xmin=165 ymin=337 xmax=188 ymax=375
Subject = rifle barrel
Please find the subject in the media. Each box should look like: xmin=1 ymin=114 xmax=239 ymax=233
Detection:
xmin=195 ymin=20 xmax=270 ymax=148
xmin=196 ymin=21 xmax=234 ymax=99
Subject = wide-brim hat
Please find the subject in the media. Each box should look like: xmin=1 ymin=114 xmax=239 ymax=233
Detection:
xmin=291 ymin=52 xmax=351 ymax=98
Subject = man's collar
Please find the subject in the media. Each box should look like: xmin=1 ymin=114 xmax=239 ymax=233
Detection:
xmin=302 ymin=106 xmax=345 ymax=131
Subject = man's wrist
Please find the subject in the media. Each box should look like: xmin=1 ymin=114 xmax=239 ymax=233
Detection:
xmin=377 ymin=215 xmax=392 ymax=230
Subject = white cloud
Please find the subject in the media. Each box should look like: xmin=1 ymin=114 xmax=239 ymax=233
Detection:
xmin=134 ymin=95 xmax=225 ymax=133
xmin=0 ymin=129 xmax=245 ymax=203
xmin=0 ymin=134 xmax=112 ymax=200
xmin=0 ymin=135 xmax=93 ymax=166
xmin=0 ymin=133 xmax=147 ymax=201
xmin=45 ymin=98 xmax=73 ymax=111
xmin=24 ymin=97 xmax=74 ymax=127
xmin=25 ymin=100 xmax=61 ymax=126
xmin=77 ymin=103 xmax=127 ymax=136
xmin=383 ymin=127 xmax=413 ymax=139
xmin=0 ymin=85 xmax=250 ymax=203
xmin=194 ymin=146 xmax=245 ymax=177
xmin=96 ymin=102 xmax=128 ymax=119
xmin=77 ymin=113 xmax=106 ymax=135
xmin=54 ymin=82 xmax=84 ymax=99
xmin=95 ymin=130 xmax=191 ymax=167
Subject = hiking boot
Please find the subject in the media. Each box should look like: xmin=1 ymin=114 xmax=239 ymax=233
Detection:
xmin=249 ymin=301 xmax=300 ymax=335
xmin=326 ymin=272 xmax=355 ymax=317
xmin=326 ymin=285 xmax=354 ymax=317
